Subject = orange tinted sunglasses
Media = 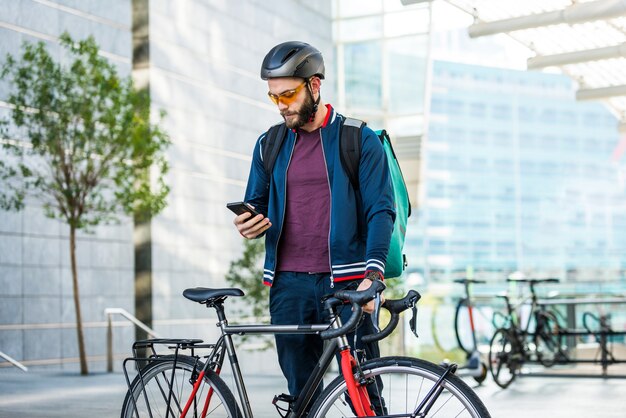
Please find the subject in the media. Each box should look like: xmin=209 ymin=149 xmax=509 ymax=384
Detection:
xmin=267 ymin=81 xmax=306 ymax=105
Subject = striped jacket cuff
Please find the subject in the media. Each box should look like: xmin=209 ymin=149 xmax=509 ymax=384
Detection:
xmin=365 ymin=259 xmax=385 ymax=274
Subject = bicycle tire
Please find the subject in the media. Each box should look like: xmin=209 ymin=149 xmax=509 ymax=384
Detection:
xmin=488 ymin=328 xmax=521 ymax=389
xmin=120 ymin=355 xmax=241 ymax=418
xmin=534 ymin=310 xmax=564 ymax=367
xmin=308 ymin=356 xmax=491 ymax=418
xmin=454 ymin=298 xmax=474 ymax=355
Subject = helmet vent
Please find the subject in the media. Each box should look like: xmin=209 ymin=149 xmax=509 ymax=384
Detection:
xmin=282 ymin=48 xmax=298 ymax=63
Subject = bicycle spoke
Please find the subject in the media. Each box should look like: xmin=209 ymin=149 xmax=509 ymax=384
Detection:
xmin=428 ymin=391 xmax=461 ymax=417
xmin=122 ymin=357 xmax=239 ymax=418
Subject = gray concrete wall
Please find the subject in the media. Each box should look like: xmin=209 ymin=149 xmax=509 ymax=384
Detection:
xmin=0 ymin=0 xmax=133 ymax=372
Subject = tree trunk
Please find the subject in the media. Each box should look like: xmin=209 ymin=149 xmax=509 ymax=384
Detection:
xmin=70 ymin=225 xmax=89 ymax=375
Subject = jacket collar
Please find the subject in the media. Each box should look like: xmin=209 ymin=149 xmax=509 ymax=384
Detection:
xmin=322 ymin=104 xmax=333 ymax=127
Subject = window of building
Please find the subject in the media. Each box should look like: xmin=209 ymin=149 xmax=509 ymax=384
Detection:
xmin=539 ymin=108 xmax=557 ymax=124
xmin=343 ymin=42 xmax=382 ymax=109
xmin=447 ymin=100 xmax=464 ymax=115
xmin=492 ymin=104 xmax=512 ymax=120
xmin=388 ymin=35 xmax=428 ymax=114
xmin=469 ymin=102 xmax=486 ymax=118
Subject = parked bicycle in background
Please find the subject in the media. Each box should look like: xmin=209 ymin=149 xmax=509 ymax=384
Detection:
xmin=488 ymin=277 xmax=566 ymax=388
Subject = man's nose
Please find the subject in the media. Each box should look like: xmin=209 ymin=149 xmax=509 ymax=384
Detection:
xmin=277 ymin=101 xmax=289 ymax=111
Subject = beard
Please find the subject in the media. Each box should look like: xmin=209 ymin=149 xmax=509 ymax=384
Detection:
xmin=281 ymin=91 xmax=316 ymax=129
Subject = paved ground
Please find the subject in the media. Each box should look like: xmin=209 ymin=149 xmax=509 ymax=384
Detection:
xmin=1 ymin=366 xmax=625 ymax=417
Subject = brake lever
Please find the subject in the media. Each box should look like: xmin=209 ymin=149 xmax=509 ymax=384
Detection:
xmin=371 ymin=294 xmax=382 ymax=333
xmin=409 ymin=304 xmax=419 ymax=338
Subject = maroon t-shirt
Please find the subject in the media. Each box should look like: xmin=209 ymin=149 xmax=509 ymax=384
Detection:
xmin=276 ymin=127 xmax=331 ymax=273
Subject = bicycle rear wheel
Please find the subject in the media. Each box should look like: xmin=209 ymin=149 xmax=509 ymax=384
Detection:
xmin=488 ymin=328 xmax=521 ymax=389
xmin=121 ymin=355 xmax=241 ymax=418
xmin=308 ymin=356 xmax=491 ymax=418
xmin=454 ymin=298 xmax=475 ymax=355
xmin=455 ymin=298 xmax=493 ymax=356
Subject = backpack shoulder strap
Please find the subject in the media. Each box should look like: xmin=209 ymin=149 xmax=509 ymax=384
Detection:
xmin=262 ymin=123 xmax=288 ymax=176
xmin=340 ymin=117 xmax=365 ymax=190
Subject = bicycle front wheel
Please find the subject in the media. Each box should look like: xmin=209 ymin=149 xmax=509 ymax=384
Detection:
xmin=488 ymin=328 xmax=521 ymax=389
xmin=121 ymin=355 xmax=241 ymax=418
xmin=308 ymin=356 xmax=491 ymax=418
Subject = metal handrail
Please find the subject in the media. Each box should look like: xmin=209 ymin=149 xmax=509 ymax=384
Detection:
xmin=0 ymin=351 xmax=28 ymax=372
xmin=104 ymin=308 xmax=161 ymax=372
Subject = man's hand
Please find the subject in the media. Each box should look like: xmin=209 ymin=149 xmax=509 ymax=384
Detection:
xmin=234 ymin=210 xmax=271 ymax=239
xmin=357 ymin=271 xmax=385 ymax=314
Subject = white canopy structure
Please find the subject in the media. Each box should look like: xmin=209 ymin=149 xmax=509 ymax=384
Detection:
xmin=437 ymin=0 xmax=626 ymax=132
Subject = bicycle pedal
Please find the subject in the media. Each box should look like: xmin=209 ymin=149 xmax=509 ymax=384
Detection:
xmin=273 ymin=393 xmax=297 ymax=405
xmin=272 ymin=393 xmax=297 ymax=418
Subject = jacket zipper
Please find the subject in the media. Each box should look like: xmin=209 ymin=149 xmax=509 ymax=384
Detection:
xmin=273 ymin=132 xmax=297 ymax=279
xmin=319 ymin=128 xmax=334 ymax=288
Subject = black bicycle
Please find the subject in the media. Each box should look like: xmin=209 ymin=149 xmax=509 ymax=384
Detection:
xmin=120 ymin=281 xmax=492 ymax=417
xmin=488 ymin=277 xmax=567 ymax=388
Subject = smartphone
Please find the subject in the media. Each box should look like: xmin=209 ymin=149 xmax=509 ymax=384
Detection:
xmin=226 ymin=201 xmax=261 ymax=217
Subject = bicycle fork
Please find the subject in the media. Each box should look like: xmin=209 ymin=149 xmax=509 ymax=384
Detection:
xmin=340 ymin=348 xmax=376 ymax=417
xmin=413 ymin=363 xmax=458 ymax=418
xmin=466 ymin=303 xmax=479 ymax=351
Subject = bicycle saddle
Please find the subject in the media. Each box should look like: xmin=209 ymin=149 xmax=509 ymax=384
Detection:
xmin=183 ymin=287 xmax=244 ymax=303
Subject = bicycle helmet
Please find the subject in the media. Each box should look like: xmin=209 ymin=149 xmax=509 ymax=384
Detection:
xmin=260 ymin=41 xmax=325 ymax=80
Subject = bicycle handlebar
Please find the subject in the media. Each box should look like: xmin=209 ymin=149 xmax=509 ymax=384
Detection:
xmin=506 ymin=277 xmax=559 ymax=284
xmin=319 ymin=281 xmax=422 ymax=343
xmin=362 ymin=290 xmax=421 ymax=343
xmin=453 ymin=278 xmax=486 ymax=285
xmin=319 ymin=280 xmax=386 ymax=340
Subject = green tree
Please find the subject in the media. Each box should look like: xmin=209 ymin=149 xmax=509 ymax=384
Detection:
xmin=225 ymin=238 xmax=272 ymax=349
xmin=0 ymin=33 xmax=170 ymax=375
xmin=225 ymin=238 xmax=268 ymax=319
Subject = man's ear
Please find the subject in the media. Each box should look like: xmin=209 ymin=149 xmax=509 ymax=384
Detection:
xmin=309 ymin=76 xmax=322 ymax=94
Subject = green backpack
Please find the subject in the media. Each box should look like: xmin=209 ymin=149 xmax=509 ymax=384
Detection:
xmin=262 ymin=117 xmax=411 ymax=278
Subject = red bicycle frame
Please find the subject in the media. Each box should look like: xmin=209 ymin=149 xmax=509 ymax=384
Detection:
xmin=340 ymin=348 xmax=375 ymax=417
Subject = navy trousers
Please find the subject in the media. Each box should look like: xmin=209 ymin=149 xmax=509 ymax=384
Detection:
xmin=269 ymin=272 xmax=381 ymax=401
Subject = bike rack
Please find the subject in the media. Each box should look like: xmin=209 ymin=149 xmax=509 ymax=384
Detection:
xmin=0 ymin=350 xmax=28 ymax=372
xmin=526 ymin=296 xmax=626 ymax=377
xmin=104 ymin=308 xmax=161 ymax=373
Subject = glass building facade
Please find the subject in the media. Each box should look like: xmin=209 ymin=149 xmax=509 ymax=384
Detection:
xmin=409 ymin=60 xmax=626 ymax=288
xmin=333 ymin=0 xmax=432 ymax=205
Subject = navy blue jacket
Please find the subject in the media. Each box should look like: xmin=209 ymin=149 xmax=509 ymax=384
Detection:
xmin=244 ymin=106 xmax=395 ymax=286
